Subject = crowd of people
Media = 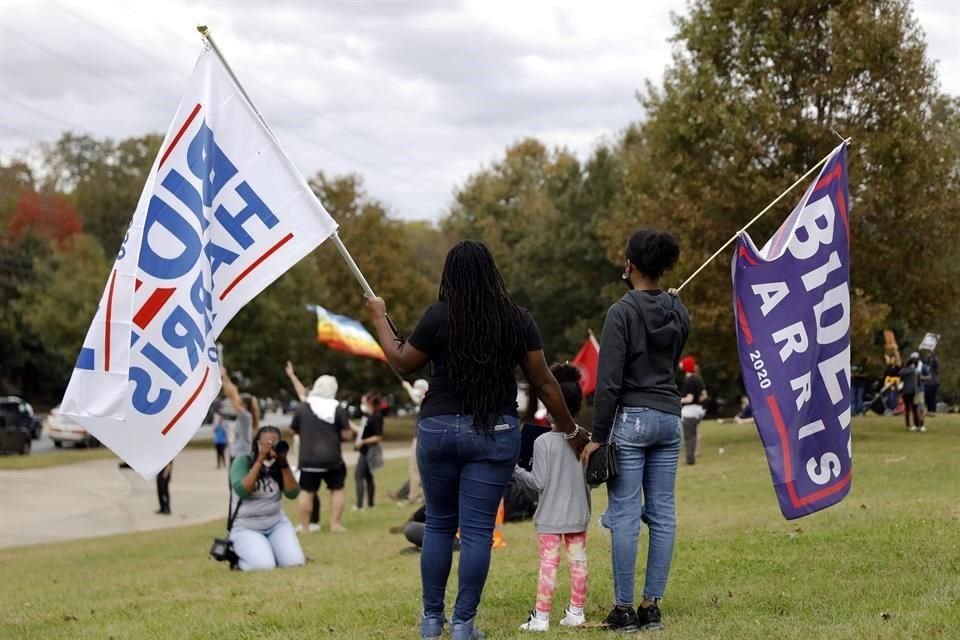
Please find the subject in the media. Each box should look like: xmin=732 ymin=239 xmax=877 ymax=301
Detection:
xmin=186 ymin=227 xmax=944 ymax=637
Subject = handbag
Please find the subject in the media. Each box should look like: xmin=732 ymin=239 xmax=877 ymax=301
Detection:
xmin=209 ymin=497 xmax=242 ymax=569
xmin=584 ymin=441 xmax=619 ymax=488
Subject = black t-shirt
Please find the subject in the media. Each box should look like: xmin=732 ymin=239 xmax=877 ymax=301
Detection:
xmin=359 ymin=411 xmax=383 ymax=454
xmin=680 ymin=375 xmax=705 ymax=405
xmin=407 ymin=301 xmax=543 ymax=419
xmin=290 ymin=402 xmax=349 ymax=470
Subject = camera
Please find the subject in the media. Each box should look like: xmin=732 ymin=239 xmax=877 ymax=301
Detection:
xmin=273 ymin=440 xmax=289 ymax=456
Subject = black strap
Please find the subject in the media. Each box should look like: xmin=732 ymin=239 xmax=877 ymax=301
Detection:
xmin=227 ymin=496 xmax=243 ymax=532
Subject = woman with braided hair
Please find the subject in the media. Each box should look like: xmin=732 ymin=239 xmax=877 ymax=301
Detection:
xmin=366 ymin=240 xmax=589 ymax=640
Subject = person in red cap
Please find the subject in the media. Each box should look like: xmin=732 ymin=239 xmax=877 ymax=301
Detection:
xmin=679 ymin=356 xmax=706 ymax=465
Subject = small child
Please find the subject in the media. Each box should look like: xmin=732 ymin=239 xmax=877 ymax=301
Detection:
xmin=513 ymin=363 xmax=591 ymax=632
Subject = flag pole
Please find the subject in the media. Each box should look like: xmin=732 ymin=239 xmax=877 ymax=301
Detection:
xmin=196 ymin=26 xmax=403 ymax=340
xmin=676 ymin=138 xmax=850 ymax=292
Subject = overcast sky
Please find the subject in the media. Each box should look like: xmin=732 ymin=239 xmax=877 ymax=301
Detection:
xmin=1 ymin=0 xmax=957 ymax=222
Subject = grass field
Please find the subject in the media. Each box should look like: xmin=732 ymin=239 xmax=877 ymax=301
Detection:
xmin=1 ymin=414 xmax=957 ymax=639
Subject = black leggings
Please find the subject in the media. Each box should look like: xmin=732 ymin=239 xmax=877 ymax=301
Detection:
xmin=156 ymin=465 xmax=172 ymax=513
xmin=903 ymin=394 xmax=923 ymax=428
xmin=356 ymin=453 xmax=375 ymax=508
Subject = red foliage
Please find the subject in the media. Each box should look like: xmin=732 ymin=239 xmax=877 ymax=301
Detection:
xmin=7 ymin=191 xmax=83 ymax=248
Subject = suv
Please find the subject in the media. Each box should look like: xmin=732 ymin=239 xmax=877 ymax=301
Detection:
xmin=0 ymin=396 xmax=41 ymax=440
xmin=0 ymin=399 xmax=33 ymax=455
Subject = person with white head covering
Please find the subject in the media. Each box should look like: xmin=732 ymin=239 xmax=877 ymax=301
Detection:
xmin=289 ymin=372 xmax=354 ymax=532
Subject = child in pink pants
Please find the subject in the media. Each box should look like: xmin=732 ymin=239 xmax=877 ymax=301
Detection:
xmin=513 ymin=364 xmax=591 ymax=632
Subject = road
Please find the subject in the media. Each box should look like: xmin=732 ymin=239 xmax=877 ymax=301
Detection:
xmin=0 ymin=443 xmax=410 ymax=549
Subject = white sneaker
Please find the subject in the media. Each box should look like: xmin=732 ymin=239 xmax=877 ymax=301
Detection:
xmin=294 ymin=524 xmax=304 ymax=534
xmin=351 ymin=505 xmax=364 ymax=512
xmin=519 ymin=611 xmax=549 ymax=632
xmin=559 ymin=607 xmax=586 ymax=627
xmin=919 ymin=426 xmax=927 ymax=433
xmin=910 ymin=426 xmax=919 ymax=432
xmin=308 ymin=523 xmax=321 ymax=532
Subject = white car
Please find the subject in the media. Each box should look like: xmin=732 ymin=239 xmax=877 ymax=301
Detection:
xmin=44 ymin=406 xmax=99 ymax=448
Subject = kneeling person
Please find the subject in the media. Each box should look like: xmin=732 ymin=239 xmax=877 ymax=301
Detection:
xmin=229 ymin=427 xmax=305 ymax=571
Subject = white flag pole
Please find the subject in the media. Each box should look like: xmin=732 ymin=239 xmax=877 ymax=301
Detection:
xmin=196 ymin=26 xmax=401 ymax=338
xmin=676 ymin=138 xmax=850 ymax=292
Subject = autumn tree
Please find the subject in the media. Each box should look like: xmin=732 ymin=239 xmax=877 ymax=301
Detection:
xmin=603 ymin=0 xmax=960 ymax=390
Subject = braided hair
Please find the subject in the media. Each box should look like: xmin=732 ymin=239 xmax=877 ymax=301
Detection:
xmin=439 ymin=241 xmax=526 ymax=433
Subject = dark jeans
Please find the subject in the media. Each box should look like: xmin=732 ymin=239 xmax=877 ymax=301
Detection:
xmin=903 ymin=394 xmax=923 ymax=428
xmin=156 ymin=465 xmax=172 ymax=513
xmin=852 ymin=385 xmax=865 ymax=416
xmin=924 ymin=383 xmax=939 ymax=413
xmin=356 ymin=453 xmax=375 ymax=508
xmin=215 ymin=443 xmax=226 ymax=468
xmin=417 ymin=414 xmax=521 ymax=624
xmin=681 ymin=416 xmax=701 ymax=465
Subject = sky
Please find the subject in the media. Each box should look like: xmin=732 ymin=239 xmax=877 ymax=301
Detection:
xmin=1 ymin=0 xmax=958 ymax=222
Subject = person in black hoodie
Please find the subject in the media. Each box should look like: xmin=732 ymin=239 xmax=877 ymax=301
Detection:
xmin=581 ymin=228 xmax=689 ymax=632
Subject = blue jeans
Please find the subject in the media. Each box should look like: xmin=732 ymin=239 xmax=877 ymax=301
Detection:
xmin=416 ymin=414 xmax=521 ymax=624
xmin=230 ymin=516 xmax=305 ymax=571
xmin=600 ymin=406 xmax=681 ymax=605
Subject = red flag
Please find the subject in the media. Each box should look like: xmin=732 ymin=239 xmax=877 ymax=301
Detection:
xmin=571 ymin=332 xmax=600 ymax=395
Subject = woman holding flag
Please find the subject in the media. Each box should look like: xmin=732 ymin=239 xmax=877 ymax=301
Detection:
xmin=581 ymin=228 xmax=689 ymax=633
xmin=365 ymin=240 xmax=589 ymax=640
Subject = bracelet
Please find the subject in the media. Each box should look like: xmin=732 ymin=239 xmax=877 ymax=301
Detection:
xmin=563 ymin=424 xmax=583 ymax=440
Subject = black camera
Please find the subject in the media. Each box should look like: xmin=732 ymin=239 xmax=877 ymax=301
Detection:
xmin=273 ymin=440 xmax=289 ymax=456
xmin=210 ymin=537 xmax=239 ymax=569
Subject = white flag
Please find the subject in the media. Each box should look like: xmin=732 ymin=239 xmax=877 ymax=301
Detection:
xmin=61 ymin=47 xmax=338 ymax=478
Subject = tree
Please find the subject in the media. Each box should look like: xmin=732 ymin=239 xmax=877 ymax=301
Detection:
xmin=41 ymin=133 xmax=163 ymax=255
xmin=602 ymin=0 xmax=960 ymax=390
xmin=445 ymin=139 xmax=623 ymax=362
xmin=7 ymin=191 xmax=83 ymax=248
xmin=217 ymin=173 xmax=440 ymax=401
xmin=12 ymin=234 xmax=111 ymax=397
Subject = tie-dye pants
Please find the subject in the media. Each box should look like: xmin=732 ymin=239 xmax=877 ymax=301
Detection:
xmin=534 ymin=531 xmax=588 ymax=614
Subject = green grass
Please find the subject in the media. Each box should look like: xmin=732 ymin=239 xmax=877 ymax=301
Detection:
xmin=2 ymin=415 xmax=958 ymax=639
xmin=0 ymin=417 xmax=418 ymax=471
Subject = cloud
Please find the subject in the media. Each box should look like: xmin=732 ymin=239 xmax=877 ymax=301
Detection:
xmin=1 ymin=0 xmax=956 ymax=222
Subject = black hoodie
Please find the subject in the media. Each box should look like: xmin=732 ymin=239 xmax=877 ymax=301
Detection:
xmin=591 ymin=290 xmax=690 ymax=443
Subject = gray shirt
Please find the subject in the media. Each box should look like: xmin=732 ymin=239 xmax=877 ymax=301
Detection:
xmin=513 ymin=432 xmax=591 ymax=534
xmin=229 ymin=410 xmax=252 ymax=459
xmin=229 ymin=454 xmax=299 ymax=531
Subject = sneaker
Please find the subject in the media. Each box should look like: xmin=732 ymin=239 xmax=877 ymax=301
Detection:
xmin=308 ymin=523 xmax=321 ymax=532
xmin=519 ymin=610 xmax=549 ymax=632
xmin=330 ymin=524 xmax=348 ymax=533
xmin=919 ymin=425 xmax=927 ymax=433
xmin=420 ymin=613 xmax=445 ymax=640
xmin=602 ymin=606 xmax=638 ymax=633
xmin=351 ymin=505 xmax=364 ymax=512
xmin=294 ymin=524 xmax=304 ymax=534
xmin=910 ymin=426 xmax=919 ymax=432
xmin=559 ymin=607 xmax=586 ymax=627
xmin=637 ymin=603 xmax=664 ymax=630
xmin=451 ymin=618 xmax=485 ymax=640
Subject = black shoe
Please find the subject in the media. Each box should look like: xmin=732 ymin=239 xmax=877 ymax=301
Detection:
xmin=637 ymin=603 xmax=664 ymax=630
xmin=602 ymin=606 xmax=638 ymax=633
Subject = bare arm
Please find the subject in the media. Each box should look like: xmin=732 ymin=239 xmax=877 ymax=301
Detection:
xmin=285 ymin=361 xmax=307 ymax=402
xmin=519 ymin=349 xmax=589 ymax=455
xmin=220 ymin=366 xmax=244 ymax=414
xmin=364 ymin=296 xmax=430 ymax=375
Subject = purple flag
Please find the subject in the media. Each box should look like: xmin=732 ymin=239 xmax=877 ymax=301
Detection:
xmin=732 ymin=143 xmax=851 ymax=519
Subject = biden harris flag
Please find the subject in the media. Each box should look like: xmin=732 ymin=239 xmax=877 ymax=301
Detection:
xmin=733 ymin=142 xmax=851 ymax=519
xmin=61 ymin=45 xmax=338 ymax=478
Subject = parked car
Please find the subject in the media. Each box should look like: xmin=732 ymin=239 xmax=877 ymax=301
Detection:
xmin=0 ymin=396 xmax=42 ymax=439
xmin=44 ymin=406 xmax=99 ymax=448
xmin=0 ymin=402 xmax=32 ymax=455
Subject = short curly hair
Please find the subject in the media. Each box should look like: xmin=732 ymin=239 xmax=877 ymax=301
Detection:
xmin=625 ymin=228 xmax=680 ymax=279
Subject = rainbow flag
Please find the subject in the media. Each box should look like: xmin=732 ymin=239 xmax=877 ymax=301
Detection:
xmin=315 ymin=305 xmax=386 ymax=362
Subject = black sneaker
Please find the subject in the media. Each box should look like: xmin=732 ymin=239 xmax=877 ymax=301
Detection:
xmin=602 ymin=606 xmax=639 ymax=633
xmin=637 ymin=603 xmax=664 ymax=630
